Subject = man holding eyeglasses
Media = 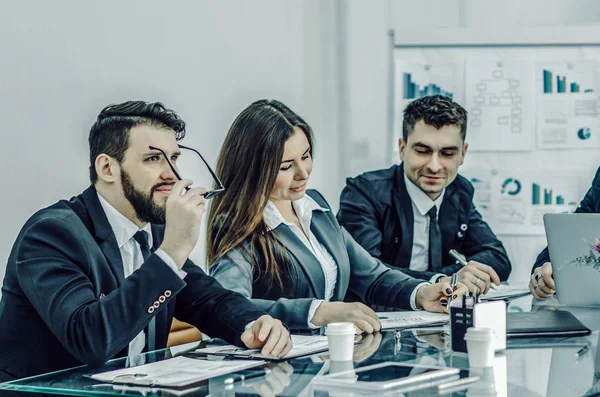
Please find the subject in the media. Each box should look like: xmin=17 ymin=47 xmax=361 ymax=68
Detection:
xmin=0 ymin=101 xmax=292 ymax=382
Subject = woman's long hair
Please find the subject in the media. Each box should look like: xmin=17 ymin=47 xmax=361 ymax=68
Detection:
xmin=207 ymin=99 xmax=314 ymax=287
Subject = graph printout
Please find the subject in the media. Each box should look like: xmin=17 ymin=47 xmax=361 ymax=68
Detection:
xmin=461 ymin=168 xmax=586 ymax=235
xmin=537 ymin=60 xmax=600 ymax=149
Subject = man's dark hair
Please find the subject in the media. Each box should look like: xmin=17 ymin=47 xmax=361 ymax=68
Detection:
xmin=402 ymin=95 xmax=468 ymax=142
xmin=88 ymin=101 xmax=186 ymax=183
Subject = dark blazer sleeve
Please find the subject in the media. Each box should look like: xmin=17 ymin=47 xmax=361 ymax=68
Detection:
xmin=173 ymin=261 xmax=266 ymax=346
xmin=443 ymin=203 xmax=512 ymax=281
xmin=532 ymin=167 xmax=600 ymax=273
xmin=16 ymin=217 xmax=264 ymax=368
xmin=341 ymin=228 xmax=424 ymax=309
xmin=210 ymin=251 xmax=315 ymax=331
xmin=338 ymin=177 xmax=386 ymax=259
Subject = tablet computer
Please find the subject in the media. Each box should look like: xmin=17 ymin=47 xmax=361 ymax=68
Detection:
xmin=312 ymin=361 xmax=460 ymax=393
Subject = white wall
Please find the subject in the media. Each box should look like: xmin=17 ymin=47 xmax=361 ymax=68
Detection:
xmin=4 ymin=0 xmax=600 ymax=285
xmin=0 ymin=0 xmax=341 ymax=281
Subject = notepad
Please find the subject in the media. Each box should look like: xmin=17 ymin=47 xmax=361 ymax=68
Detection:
xmin=378 ymin=311 xmax=449 ymax=330
xmin=90 ymin=356 xmax=265 ymax=387
xmin=506 ymin=310 xmax=591 ymax=338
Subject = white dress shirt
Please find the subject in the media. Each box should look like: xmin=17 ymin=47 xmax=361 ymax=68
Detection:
xmin=97 ymin=193 xmax=185 ymax=359
xmin=404 ymin=173 xmax=446 ymax=283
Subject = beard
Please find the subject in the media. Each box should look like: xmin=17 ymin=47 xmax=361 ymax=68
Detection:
xmin=121 ymin=170 xmax=171 ymax=224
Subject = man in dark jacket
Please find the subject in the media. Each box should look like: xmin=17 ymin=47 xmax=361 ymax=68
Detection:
xmin=0 ymin=101 xmax=291 ymax=383
xmin=338 ymin=95 xmax=511 ymax=295
xmin=529 ymin=166 xmax=600 ymax=300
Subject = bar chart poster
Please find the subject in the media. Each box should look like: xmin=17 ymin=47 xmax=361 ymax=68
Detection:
xmin=490 ymin=170 xmax=584 ymax=235
xmin=465 ymin=60 xmax=536 ymax=152
xmin=537 ymin=60 xmax=600 ymax=149
xmin=393 ymin=61 xmax=463 ymax=152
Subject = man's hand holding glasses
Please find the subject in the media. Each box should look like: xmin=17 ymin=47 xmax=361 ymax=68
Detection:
xmin=159 ymin=180 xmax=207 ymax=269
xmin=150 ymin=144 xmax=225 ymax=269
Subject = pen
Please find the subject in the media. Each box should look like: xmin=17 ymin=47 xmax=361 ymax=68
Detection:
xmin=449 ymin=249 xmax=498 ymax=290
xmin=575 ymin=345 xmax=590 ymax=358
xmin=447 ymin=273 xmax=458 ymax=308
xmin=449 ymin=249 xmax=468 ymax=266
xmin=223 ymin=368 xmax=271 ymax=385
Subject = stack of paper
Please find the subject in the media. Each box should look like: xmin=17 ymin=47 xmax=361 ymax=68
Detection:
xmin=194 ymin=335 xmax=329 ymax=361
xmin=378 ymin=311 xmax=449 ymax=330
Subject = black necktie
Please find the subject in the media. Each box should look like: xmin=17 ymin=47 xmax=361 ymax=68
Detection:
xmin=133 ymin=230 xmax=155 ymax=352
xmin=133 ymin=230 xmax=151 ymax=261
xmin=428 ymin=206 xmax=442 ymax=272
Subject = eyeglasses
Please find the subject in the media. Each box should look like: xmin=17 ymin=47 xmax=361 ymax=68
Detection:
xmin=148 ymin=144 xmax=225 ymax=199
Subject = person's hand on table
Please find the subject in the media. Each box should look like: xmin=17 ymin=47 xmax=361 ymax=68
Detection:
xmin=312 ymin=301 xmax=381 ymax=334
xmin=530 ymin=262 xmax=555 ymax=300
xmin=241 ymin=315 xmax=292 ymax=357
xmin=416 ymin=282 xmax=468 ymax=313
xmin=439 ymin=261 xmax=500 ymax=295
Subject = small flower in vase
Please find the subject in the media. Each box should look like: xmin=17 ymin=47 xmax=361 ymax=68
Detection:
xmin=560 ymin=238 xmax=600 ymax=272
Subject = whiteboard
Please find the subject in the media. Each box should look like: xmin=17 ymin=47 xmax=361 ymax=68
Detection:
xmin=388 ymin=27 xmax=600 ymax=283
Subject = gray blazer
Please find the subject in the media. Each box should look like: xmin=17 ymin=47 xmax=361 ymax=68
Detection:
xmin=210 ymin=190 xmax=423 ymax=330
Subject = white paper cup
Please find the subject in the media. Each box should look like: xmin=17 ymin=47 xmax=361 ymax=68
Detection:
xmin=464 ymin=327 xmax=495 ymax=368
xmin=326 ymin=322 xmax=355 ymax=361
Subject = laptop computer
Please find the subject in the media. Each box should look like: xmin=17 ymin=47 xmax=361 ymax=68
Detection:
xmin=544 ymin=213 xmax=600 ymax=306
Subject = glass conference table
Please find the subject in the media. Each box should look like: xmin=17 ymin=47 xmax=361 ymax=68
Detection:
xmin=2 ymin=296 xmax=600 ymax=397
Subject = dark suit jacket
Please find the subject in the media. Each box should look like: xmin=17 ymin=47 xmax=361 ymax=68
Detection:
xmin=0 ymin=186 xmax=265 ymax=380
xmin=209 ymin=190 xmax=423 ymax=330
xmin=337 ymin=164 xmax=511 ymax=281
xmin=532 ymin=166 xmax=600 ymax=272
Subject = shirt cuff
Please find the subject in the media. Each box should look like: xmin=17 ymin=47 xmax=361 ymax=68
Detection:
xmin=245 ymin=321 xmax=255 ymax=331
xmin=308 ymin=299 xmax=324 ymax=329
xmin=155 ymin=249 xmax=187 ymax=280
xmin=410 ymin=282 xmax=431 ymax=310
xmin=429 ymin=274 xmax=446 ymax=284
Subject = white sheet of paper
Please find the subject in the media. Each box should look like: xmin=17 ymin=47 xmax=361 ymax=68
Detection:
xmin=91 ymin=356 xmax=264 ymax=387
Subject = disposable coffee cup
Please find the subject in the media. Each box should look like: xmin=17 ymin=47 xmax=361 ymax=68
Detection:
xmin=326 ymin=322 xmax=355 ymax=361
xmin=464 ymin=327 xmax=495 ymax=368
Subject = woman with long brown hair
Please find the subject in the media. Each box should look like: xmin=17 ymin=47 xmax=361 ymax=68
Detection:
xmin=208 ymin=99 xmax=466 ymax=332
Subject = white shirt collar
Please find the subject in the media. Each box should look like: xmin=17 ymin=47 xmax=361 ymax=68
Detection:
xmin=97 ymin=192 xmax=154 ymax=249
xmin=263 ymin=194 xmax=329 ymax=231
xmin=403 ymin=173 xmax=445 ymax=216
